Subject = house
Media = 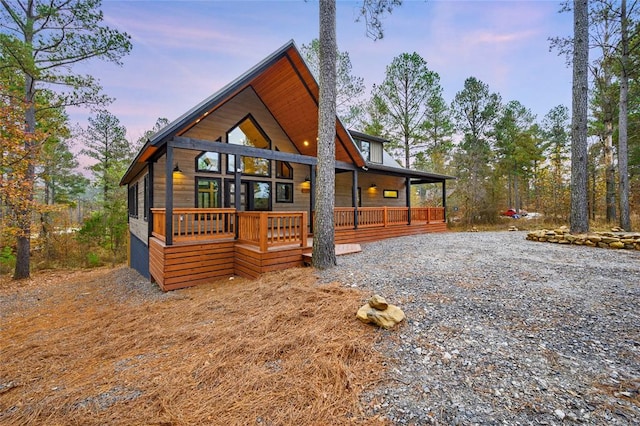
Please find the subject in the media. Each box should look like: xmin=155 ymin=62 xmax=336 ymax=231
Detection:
xmin=120 ymin=40 xmax=454 ymax=291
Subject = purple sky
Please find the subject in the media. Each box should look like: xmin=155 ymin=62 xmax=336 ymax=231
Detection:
xmin=69 ymin=0 xmax=573 ymax=152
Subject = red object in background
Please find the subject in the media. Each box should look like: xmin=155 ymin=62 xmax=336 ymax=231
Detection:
xmin=501 ymin=208 xmax=517 ymax=217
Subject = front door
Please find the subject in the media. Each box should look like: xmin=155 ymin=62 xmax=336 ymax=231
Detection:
xmin=225 ymin=180 xmax=247 ymax=211
xmin=224 ymin=180 xmax=272 ymax=211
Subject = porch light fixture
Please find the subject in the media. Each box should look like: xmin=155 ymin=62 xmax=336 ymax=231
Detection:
xmin=303 ymin=140 xmax=309 ymax=147
xmin=370 ymin=183 xmax=377 ymax=188
xmin=173 ymin=163 xmax=182 ymax=173
xmin=301 ymin=176 xmax=311 ymax=193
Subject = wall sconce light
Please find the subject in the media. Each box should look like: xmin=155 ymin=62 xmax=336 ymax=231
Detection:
xmin=173 ymin=163 xmax=182 ymax=173
xmin=301 ymin=176 xmax=311 ymax=193
xmin=370 ymin=183 xmax=377 ymax=188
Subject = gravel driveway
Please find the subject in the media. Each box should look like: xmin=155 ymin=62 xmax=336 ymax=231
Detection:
xmin=319 ymin=231 xmax=640 ymax=425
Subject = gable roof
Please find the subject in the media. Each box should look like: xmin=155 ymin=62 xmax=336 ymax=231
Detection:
xmin=121 ymin=40 xmax=364 ymax=185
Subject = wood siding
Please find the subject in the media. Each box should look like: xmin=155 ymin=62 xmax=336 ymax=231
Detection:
xmin=370 ymin=142 xmax=383 ymax=164
xmin=152 ymin=87 xmax=313 ymax=212
xmin=150 ymin=237 xmax=236 ymax=291
xmin=128 ymin=168 xmax=149 ymax=243
xmin=335 ymin=172 xmax=407 ymax=208
xmin=234 ymin=244 xmax=304 ymax=279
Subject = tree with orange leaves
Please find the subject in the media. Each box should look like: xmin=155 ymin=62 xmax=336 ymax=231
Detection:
xmin=0 ymin=0 xmax=132 ymax=278
xmin=0 ymin=85 xmax=43 ymax=259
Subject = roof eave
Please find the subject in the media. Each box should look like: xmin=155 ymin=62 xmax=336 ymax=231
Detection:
xmin=365 ymin=162 xmax=456 ymax=182
xmin=148 ymin=39 xmax=299 ymax=148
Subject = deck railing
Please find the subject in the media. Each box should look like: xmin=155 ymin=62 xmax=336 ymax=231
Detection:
xmin=411 ymin=207 xmax=445 ymax=223
xmin=151 ymin=208 xmax=236 ymax=243
xmin=237 ymin=211 xmax=308 ymax=252
xmin=150 ymin=206 xmax=443 ymax=247
xmin=334 ymin=206 xmax=444 ymax=229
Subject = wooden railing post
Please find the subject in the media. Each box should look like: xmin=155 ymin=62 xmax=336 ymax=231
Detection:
xmin=301 ymin=211 xmax=308 ymax=248
xmin=383 ymin=206 xmax=388 ymax=227
xmin=259 ymin=212 xmax=268 ymax=252
xmin=427 ymin=208 xmax=431 ymax=224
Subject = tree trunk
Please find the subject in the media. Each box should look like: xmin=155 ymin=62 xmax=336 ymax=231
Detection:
xmin=513 ymin=173 xmax=522 ymax=214
xmin=604 ymin=130 xmax=617 ymax=222
xmin=404 ymin=132 xmax=410 ymax=169
xmin=618 ymin=0 xmax=631 ymax=231
xmin=312 ymin=0 xmax=337 ymax=269
xmin=14 ymin=31 xmax=36 ymax=279
xmin=507 ymin=172 xmax=513 ymax=208
xmin=570 ymin=0 xmax=589 ymax=234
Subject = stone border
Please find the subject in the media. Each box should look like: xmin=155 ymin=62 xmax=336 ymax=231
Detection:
xmin=526 ymin=227 xmax=640 ymax=250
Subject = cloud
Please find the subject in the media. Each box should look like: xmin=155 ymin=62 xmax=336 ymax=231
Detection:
xmin=464 ymin=29 xmax=538 ymax=47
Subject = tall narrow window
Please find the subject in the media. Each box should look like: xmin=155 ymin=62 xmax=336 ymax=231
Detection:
xmin=128 ymin=183 xmax=138 ymax=218
xmin=143 ymin=174 xmax=149 ymax=221
xmin=227 ymin=115 xmax=271 ymax=176
xmin=197 ymin=178 xmax=221 ymax=208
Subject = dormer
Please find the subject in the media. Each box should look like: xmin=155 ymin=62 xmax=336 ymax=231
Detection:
xmin=349 ymin=130 xmax=386 ymax=165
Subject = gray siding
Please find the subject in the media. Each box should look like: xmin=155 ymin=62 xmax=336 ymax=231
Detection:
xmin=335 ymin=172 xmax=407 ymax=207
xmin=370 ymin=142 xmax=383 ymax=164
xmin=128 ymin=168 xmax=149 ymax=243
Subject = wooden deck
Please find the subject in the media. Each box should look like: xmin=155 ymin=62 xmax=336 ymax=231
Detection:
xmin=146 ymin=207 xmax=446 ymax=291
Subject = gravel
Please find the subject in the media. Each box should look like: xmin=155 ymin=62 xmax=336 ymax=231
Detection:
xmin=318 ymin=231 xmax=640 ymax=425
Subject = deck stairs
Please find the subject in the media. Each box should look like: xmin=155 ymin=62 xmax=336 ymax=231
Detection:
xmin=302 ymin=243 xmax=362 ymax=265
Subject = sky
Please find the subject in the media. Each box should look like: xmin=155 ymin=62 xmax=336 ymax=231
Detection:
xmin=69 ymin=0 xmax=574 ymax=148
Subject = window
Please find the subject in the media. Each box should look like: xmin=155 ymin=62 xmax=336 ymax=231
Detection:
xmin=128 ymin=183 xmax=138 ymax=218
xmin=383 ymin=190 xmax=399 ymax=198
xmin=276 ymin=182 xmax=293 ymax=203
xmin=196 ymin=178 xmax=221 ymax=208
xmin=196 ymin=151 xmax=220 ymax=173
xmin=227 ymin=115 xmax=271 ymax=176
xmin=275 ymin=148 xmax=293 ymax=179
xmin=143 ymin=175 xmax=149 ymax=221
xmin=357 ymin=140 xmax=370 ymax=161
xmin=276 ymin=159 xmax=293 ymax=179
xmin=250 ymin=181 xmax=271 ymax=210
xmin=355 ymin=139 xmax=382 ymax=163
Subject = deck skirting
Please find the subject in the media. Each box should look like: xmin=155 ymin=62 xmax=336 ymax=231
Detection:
xmin=147 ymin=221 xmax=447 ymax=291
xmin=150 ymin=238 xmax=235 ymax=291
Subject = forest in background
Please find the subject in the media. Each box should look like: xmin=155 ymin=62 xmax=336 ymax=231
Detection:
xmin=1 ymin=0 xmax=639 ymax=276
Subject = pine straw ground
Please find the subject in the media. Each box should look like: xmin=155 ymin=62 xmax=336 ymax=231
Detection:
xmin=0 ymin=267 xmax=387 ymax=425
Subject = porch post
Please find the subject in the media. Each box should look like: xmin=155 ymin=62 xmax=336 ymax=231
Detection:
xmin=352 ymin=169 xmax=359 ymax=229
xmin=234 ymin=168 xmax=241 ymax=210
xmin=165 ymin=144 xmax=174 ymax=245
xmin=309 ymin=165 xmax=316 ymax=233
xmin=442 ymin=179 xmax=447 ymax=221
xmin=147 ymin=162 xmax=154 ymax=239
xmin=234 ymin=166 xmax=241 ymax=239
xmin=406 ymin=177 xmax=412 ymax=225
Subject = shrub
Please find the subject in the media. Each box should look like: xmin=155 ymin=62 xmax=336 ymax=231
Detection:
xmin=0 ymin=246 xmax=16 ymax=274
xmin=86 ymin=252 xmax=102 ymax=267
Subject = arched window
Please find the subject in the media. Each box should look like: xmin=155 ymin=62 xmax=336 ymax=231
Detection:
xmin=227 ymin=115 xmax=271 ymax=176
